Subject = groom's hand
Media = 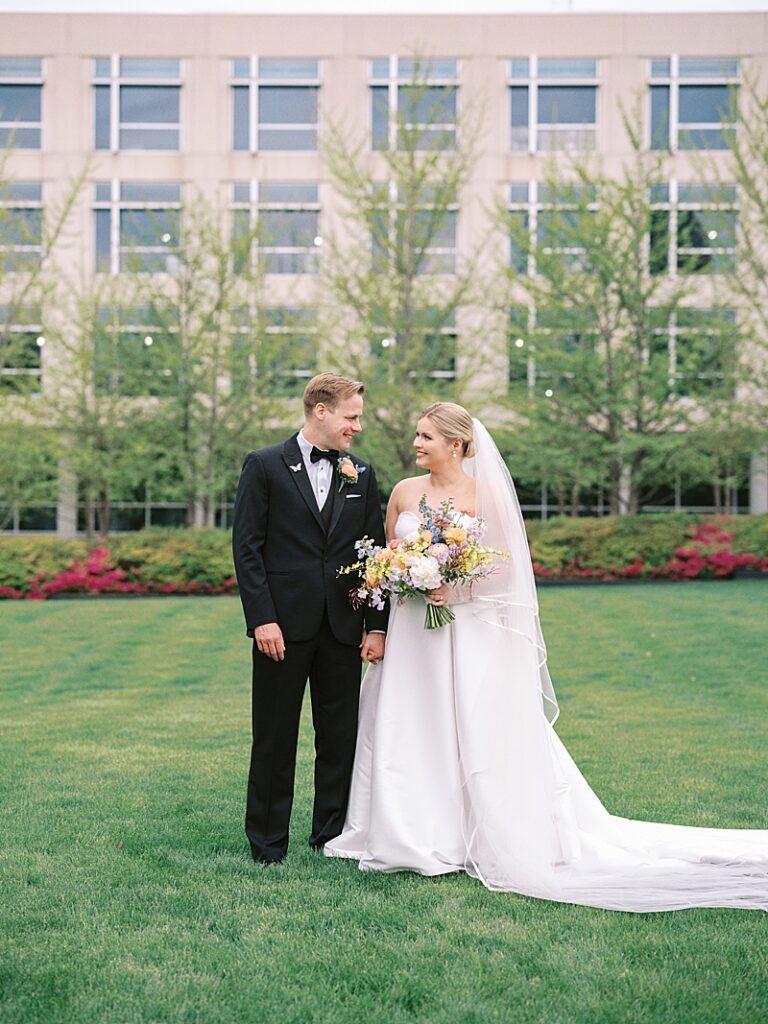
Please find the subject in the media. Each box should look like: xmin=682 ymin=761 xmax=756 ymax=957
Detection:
xmin=254 ymin=622 xmax=286 ymax=662
xmin=360 ymin=632 xmax=385 ymax=665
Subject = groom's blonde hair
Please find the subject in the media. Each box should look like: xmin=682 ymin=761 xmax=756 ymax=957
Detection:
xmin=420 ymin=402 xmax=475 ymax=458
xmin=303 ymin=373 xmax=365 ymax=416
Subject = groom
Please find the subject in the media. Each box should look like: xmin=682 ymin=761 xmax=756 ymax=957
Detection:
xmin=232 ymin=372 xmax=388 ymax=864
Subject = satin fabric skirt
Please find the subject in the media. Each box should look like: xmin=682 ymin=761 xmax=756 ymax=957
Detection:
xmin=326 ymin=598 xmax=768 ymax=912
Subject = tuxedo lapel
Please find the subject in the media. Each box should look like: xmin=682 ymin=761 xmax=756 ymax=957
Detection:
xmin=281 ymin=435 xmax=325 ymax=533
xmin=327 ymin=478 xmax=345 ymax=538
xmin=327 ymin=459 xmax=362 ymax=539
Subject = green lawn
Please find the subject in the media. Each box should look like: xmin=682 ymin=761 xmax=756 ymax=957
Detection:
xmin=1 ymin=582 xmax=766 ymax=1024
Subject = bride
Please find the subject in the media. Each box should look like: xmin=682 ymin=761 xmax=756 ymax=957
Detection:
xmin=325 ymin=401 xmax=768 ymax=912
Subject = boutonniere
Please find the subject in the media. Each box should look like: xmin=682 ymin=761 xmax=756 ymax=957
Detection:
xmin=336 ymin=456 xmax=367 ymax=491
xmin=289 ymin=463 xmax=302 ymax=473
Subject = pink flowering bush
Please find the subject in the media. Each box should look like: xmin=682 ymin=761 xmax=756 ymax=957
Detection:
xmin=0 ymin=529 xmax=238 ymax=599
xmin=527 ymin=514 xmax=768 ymax=582
xmin=0 ymin=517 xmax=765 ymax=598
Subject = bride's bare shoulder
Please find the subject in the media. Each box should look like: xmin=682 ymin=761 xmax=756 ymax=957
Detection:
xmin=390 ymin=476 xmax=429 ymax=499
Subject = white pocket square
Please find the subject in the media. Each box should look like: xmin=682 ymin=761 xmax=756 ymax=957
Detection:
xmin=345 ymin=493 xmax=362 ymax=499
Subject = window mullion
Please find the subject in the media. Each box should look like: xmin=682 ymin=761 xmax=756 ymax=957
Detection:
xmin=250 ymin=55 xmax=258 ymax=154
xmin=110 ymin=54 xmax=119 ymax=153
xmin=529 ymin=54 xmax=537 ymax=154
xmin=388 ymin=54 xmax=397 ymax=151
xmin=670 ymin=54 xmax=680 ymax=153
xmin=110 ymin=178 xmax=120 ymax=276
xmin=669 ymin=179 xmax=678 ymax=278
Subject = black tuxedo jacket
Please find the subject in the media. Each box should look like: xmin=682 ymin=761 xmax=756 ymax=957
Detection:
xmin=232 ymin=434 xmax=389 ymax=645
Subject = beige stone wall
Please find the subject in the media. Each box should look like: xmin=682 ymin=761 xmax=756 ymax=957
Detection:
xmin=3 ymin=10 xmax=766 ymax=272
xmin=1 ymin=11 xmax=766 ymax=520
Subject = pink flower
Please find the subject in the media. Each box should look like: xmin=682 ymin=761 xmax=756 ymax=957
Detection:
xmin=428 ymin=543 xmax=450 ymax=564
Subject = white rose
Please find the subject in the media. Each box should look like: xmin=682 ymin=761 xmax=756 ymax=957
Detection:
xmin=408 ymin=555 xmax=443 ymax=591
xmin=460 ymin=516 xmax=480 ymax=532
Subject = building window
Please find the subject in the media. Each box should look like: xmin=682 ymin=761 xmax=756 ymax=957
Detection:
xmin=231 ymin=306 xmax=317 ymax=396
xmin=370 ymin=57 xmax=458 ymax=152
xmin=373 ymin=307 xmax=457 ymax=382
xmin=0 ymin=180 xmax=42 ymax=271
xmin=507 ymin=181 xmax=597 ymax=275
xmin=95 ymin=305 xmax=178 ymax=397
xmin=649 ymin=57 xmax=737 ymax=151
xmin=507 ymin=183 xmax=531 ymax=274
xmin=231 ymin=58 xmax=319 ymax=152
xmin=0 ymin=304 xmax=44 ymax=394
xmin=508 ymin=305 xmax=596 ymax=397
xmin=93 ymin=57 xmax=181 ymax=151
xmin=0 ymin=57 xmax=43 ymax=149
xmin=649 ymin=182 xmax=737 ymax=275
xmin=94 ymin=181 xmax=181 ymax=274
xmin=508 ymin=306 xmax=534 ymax=392
xmin=371 ymin=182 xmax=457 ymax=275
xmin=508 ymin=58 xmax=598 ymax=153
xmin=260 ymin=307 xmax=317 ymax=394
xmin=651 ymin=308 xmax=736 ymax=398
xmin=231 ymin=181 xmax=321 ymax=274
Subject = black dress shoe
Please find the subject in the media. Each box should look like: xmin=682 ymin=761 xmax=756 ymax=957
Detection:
xmin=250 ymin=847 xmax=285 ymax=866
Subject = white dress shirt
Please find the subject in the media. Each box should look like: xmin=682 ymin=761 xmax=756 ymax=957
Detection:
xmin=297 ymin=430 xmax=334 ymax=510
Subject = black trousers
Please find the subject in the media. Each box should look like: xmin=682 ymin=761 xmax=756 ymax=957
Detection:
xmin=245 ymin=610 xmax=363 ymax=863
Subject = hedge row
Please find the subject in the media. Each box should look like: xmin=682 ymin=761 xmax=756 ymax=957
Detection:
xmin=0 ymin=516 xmax=766 ymax=600
xmin=525 ymin=514 xmax=768 ymax=580
xmin=0 ymin=529 xmax=237 ymax=600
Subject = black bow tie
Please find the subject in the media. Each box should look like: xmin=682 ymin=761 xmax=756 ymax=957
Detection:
xmin=310 ymin=446 xmax=340 ymax=464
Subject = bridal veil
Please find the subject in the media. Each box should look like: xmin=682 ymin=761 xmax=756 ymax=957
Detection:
xmin=455 ymin=419 xmax=768 ymax=912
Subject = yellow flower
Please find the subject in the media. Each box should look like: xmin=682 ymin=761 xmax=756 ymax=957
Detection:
xmin=444 ymin=527 xmax=467 ymax=545
xmin=419 ymin=530 xmax=433 ymax=546
xmin=401 ymin=551 xmax=422 ymax=567
xmin=365 ymin=566 xmax=380 ymax=587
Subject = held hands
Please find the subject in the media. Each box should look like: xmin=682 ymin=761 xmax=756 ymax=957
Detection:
xmin=254 ymin=622 xmax=286 ymax=662
xmin=360 ymin=632 xmax=385 ymax=665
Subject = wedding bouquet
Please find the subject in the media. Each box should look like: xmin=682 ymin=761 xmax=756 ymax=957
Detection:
xmin=339 ymin=495 xmax=507 ymax=629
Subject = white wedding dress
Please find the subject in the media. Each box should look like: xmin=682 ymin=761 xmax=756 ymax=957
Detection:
xmin=325 ymin=423 xmax=768 ymax=913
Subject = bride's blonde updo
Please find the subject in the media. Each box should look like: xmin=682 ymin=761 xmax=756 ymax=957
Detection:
xmin=420 ymin=402 xmax=475 ymax=459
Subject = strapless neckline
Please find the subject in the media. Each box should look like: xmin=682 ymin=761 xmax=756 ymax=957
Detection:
xmin=394 ymin=509 xmax=475 ymax=540
xmin=394 ymin=511 xmax=421 ymax=540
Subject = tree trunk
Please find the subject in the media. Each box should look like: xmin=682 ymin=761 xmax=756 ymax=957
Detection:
xmin=609 ymin=458 xmax=622 ymax=515
xmin=83 ymin=480 xmax=94 ymax=539
xmin=627 ymin=450 xmax=645 ymax=515
xmin=713 ymin=453 xmax=722 ymax=514
xmin=97 ymin=491 xmax=111 ymax=537
xmin=555 ymin=483 xmax=566 ymax=517
xmin=570 ymin=479 xmax=580 ymax=517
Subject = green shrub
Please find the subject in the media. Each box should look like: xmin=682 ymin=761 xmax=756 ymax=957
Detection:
xmin=525 ymin=514 xmax=768 ymax=576
xmin=0 ymin=516 xmax=766 ymax=598
xmin=730 ymin=514 xmax=768 ymax=556
xmin=109 ymin=528 xmax=234 ymax=585
xmin=0 ymin=537 xmax=87 ymax=591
